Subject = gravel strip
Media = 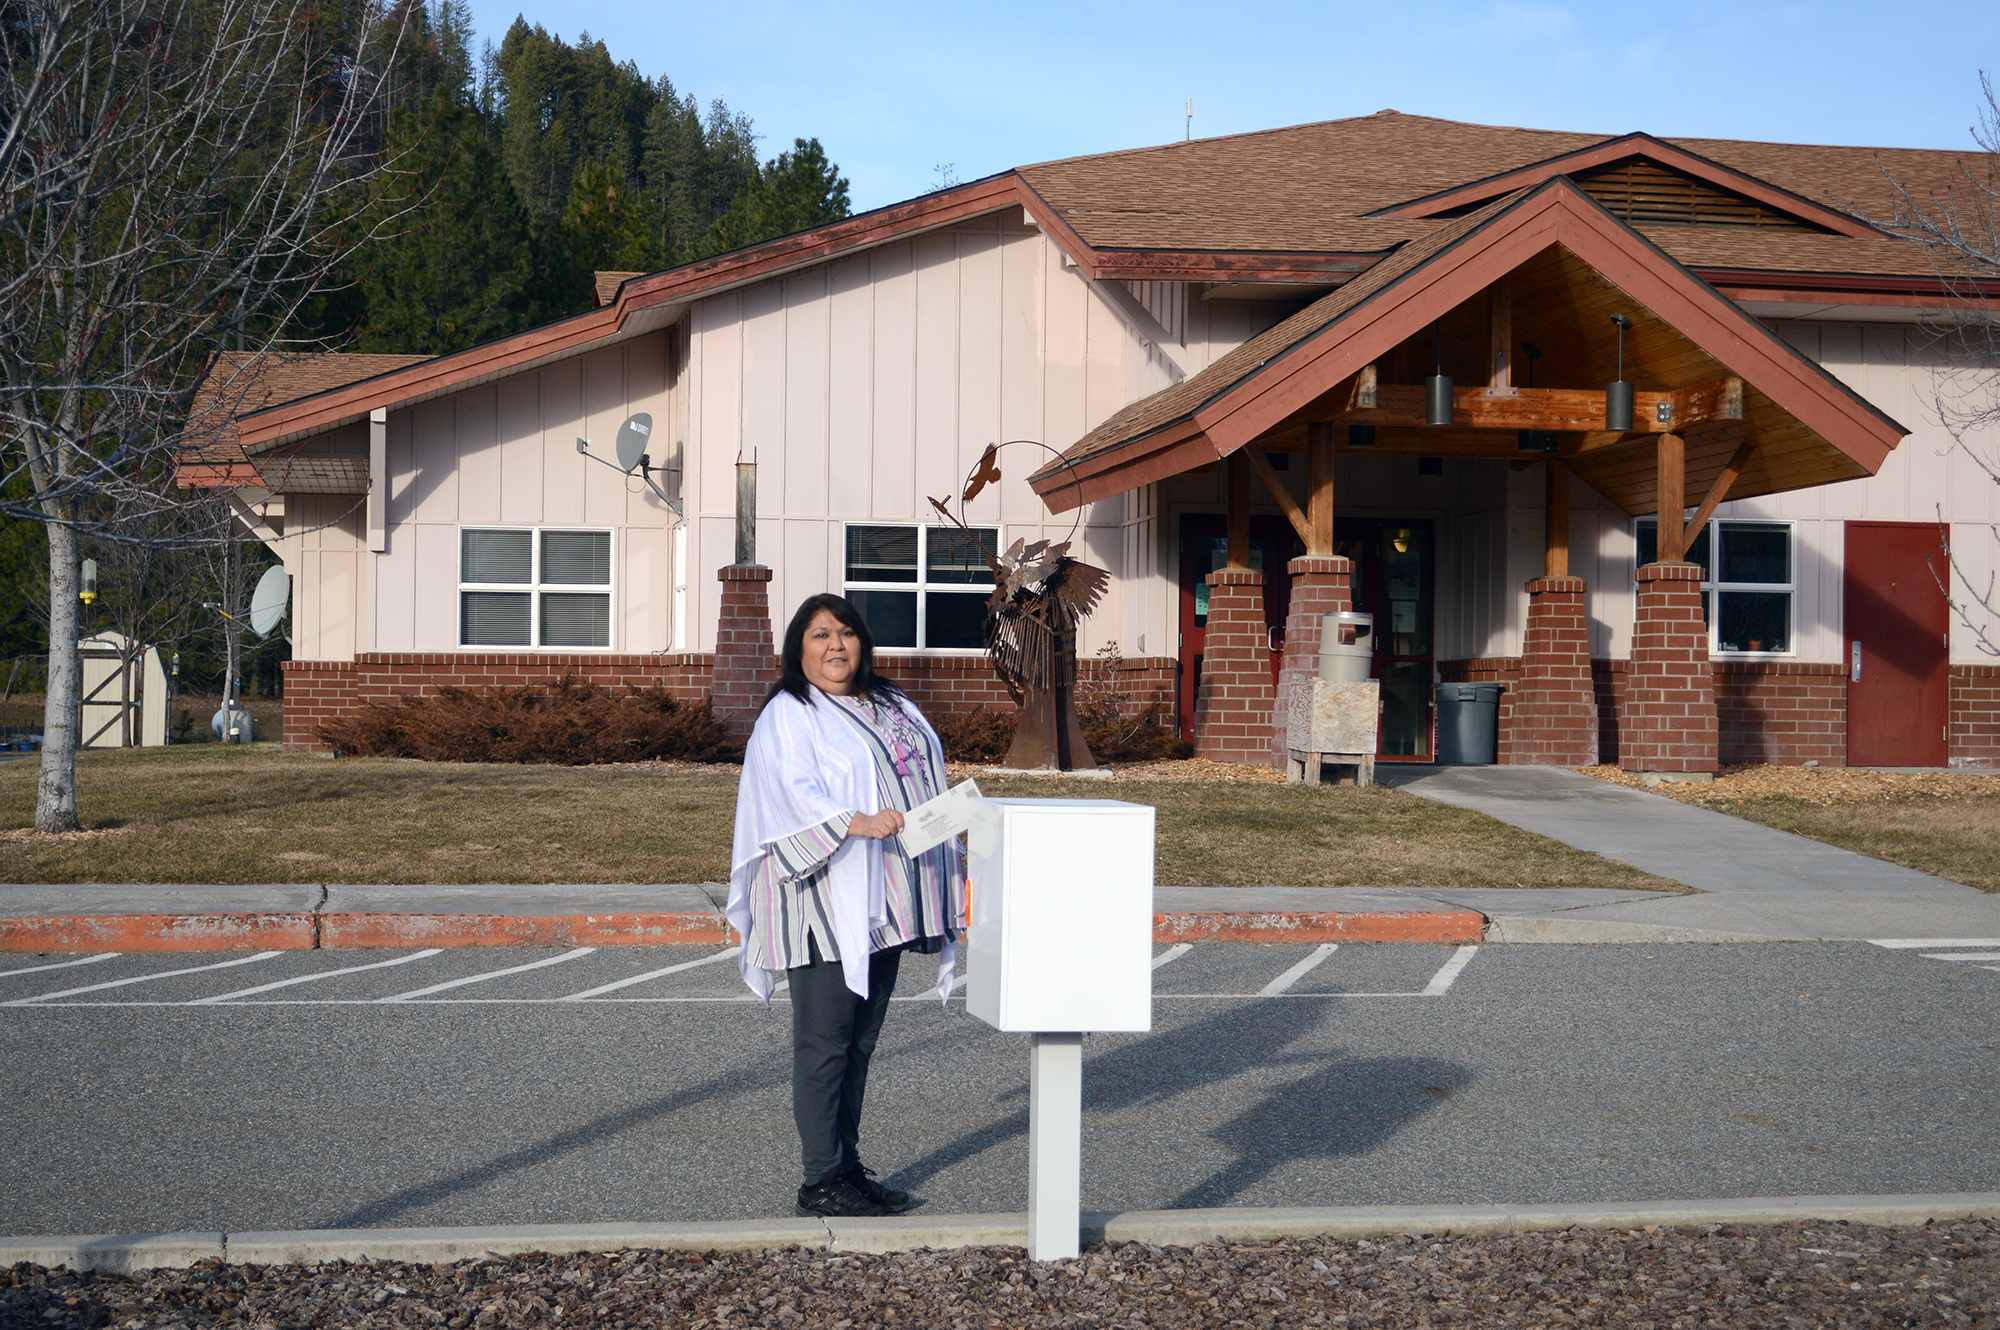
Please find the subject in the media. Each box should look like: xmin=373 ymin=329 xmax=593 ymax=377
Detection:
xmin=9 ymin=1221 xmax=1996 ymax=1329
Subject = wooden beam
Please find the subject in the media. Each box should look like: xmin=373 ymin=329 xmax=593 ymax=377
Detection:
xmin=1341 ymin=363 xmax=1379 ymax=413
xmin=1569 ymin=430 xmax=1647 ymax=457
xmin=1227 ymin=451 xmax=1250 ymax=569
xmin=1487 ymin=277 xmax=1514 ymax=395
xmin=1656 ymin=431 xmax=1686 ymax=563
xmin=1545 ymin=460 xmax=1570 ymax=579
xmin=1668 ymin=375 xmax=1744 ymax=431
xmin=1246 ymin=445 xmax=1311 ymax=547
xmin=1339 ymin=384 xmax=1679 ymax=433
xmin=1307 ymin=422 xmax=1335 ymax=555
xmin=1685 ymin=439 xmax=1756 ymax=535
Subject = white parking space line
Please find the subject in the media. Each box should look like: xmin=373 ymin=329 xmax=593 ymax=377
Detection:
xmin=1918 ymin=952 xmax=2000 ymax=962
xmin=1869 ymin=938 xmax=2000 ymax=949
xmin=1421 ymin=945 xmax=1480 ymax=996
xmin=3 ymin=951 xmax=283 ymax=1006
xmin=192 ymin=950 xmax=445 ymax=1004
xmin=376 ymin=948 xmax=596 ymax=1002
xmin=1257 ymin=944 xmax=1338 ymax=997
xmin=0 ymin=953 xmax=121 ymax=978
xmin=1152 ymin=943 xmax=1193 ymax=970
xmin=560 ymin=946 xmax=741 ymax=1000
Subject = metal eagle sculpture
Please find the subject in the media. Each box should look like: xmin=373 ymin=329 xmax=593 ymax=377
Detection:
xmin=929 ymin=443 xmax=1107 ymax=771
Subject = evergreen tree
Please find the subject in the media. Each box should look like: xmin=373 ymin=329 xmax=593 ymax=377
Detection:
xmin=699 ymin=138 xmax=851 ymax=258
xmin=354 ymin=98 xmax=540 ymax=353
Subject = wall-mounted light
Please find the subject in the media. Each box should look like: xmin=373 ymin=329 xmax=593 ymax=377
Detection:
xmin=1347 ymin=424 xmax=1376 ymax=449
xmin=1605 ymin=314 xmax=1635 ymax=432
xmin=1425 ymin=321 xmax=1453 ymax=427
xmin=79 ymin=559 xmax=97 ymax=606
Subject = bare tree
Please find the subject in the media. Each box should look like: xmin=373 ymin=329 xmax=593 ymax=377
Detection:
xmin=0 ymin=0 xmax=411 ymax=830
xmin=1876 ymin=73 xmax=2000 ymax=658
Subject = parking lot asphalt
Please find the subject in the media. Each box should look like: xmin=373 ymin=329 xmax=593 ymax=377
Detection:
xmin=2 ymin=940 xmax=1996 ymax=1237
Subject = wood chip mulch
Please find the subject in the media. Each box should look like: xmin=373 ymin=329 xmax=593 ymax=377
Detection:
xmin=1580 ymin=764 xmax=2000 ymax=807
xmin=947 ymin=759 xmax=1286 ymax=786
xmin=7 ymin=1221 xmax=1997 ymax=1330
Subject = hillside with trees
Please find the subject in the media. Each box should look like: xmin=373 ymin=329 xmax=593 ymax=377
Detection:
xmin=305 ymin=2 xmax=853 ymax=356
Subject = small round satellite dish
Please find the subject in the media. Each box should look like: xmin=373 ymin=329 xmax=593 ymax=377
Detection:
xmin=248 ymin=565 xmax=291 ymax=637
xmin=614 ymin=413 xmax=653 ymax=473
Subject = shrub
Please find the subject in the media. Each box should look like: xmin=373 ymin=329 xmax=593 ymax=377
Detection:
xmin=317 ymin=675 xmax=742 ymax=764
xmin=932 ymin=706 xmax=1017 ymax=764
xmin=1080 ymin=699 xmax=1193 ymax=763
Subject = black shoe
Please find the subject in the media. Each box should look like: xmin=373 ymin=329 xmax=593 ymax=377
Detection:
xmin=843 ymin=1165 xmax=912 ymax=1213
xmin=795 ymin=1175 xmax=891 ymax=1218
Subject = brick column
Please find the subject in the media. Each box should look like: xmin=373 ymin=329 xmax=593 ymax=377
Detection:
xmin=1509 ymin=576 xmax=1597 ymax=766
xmin=1193 ymin=567 xmax=1273 ymax=764
xmin=1271 ymin=556 xmax=1354 ymax=765
xmin=713 ymin=564 xmax=776 ymax=738
xmin=1620 ymin=562 xmax=1716 ymax=774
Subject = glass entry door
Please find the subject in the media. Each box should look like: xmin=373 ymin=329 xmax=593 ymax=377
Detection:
xmin=1336 ymin=520 xmax=1435 ymax=760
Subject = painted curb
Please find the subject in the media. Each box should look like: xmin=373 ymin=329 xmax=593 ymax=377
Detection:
xmin=0 ymin=909 xmax=1487 ymax=952
xmin=9 ymin=1194 xmax=1997 ymax=1272
xmin=0 ymin=915 xmax=317 ymax=953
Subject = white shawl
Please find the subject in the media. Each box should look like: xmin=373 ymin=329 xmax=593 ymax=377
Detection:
xmin=727 ymin=687 xmax=956 ymax=1003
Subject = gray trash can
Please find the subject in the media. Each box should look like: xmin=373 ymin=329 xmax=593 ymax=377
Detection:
xmin=1433 ymin=683 xmax=1501 ymax=765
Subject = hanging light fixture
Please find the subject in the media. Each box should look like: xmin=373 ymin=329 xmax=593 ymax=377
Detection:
xmin=1424 ymin=321 xmax=1453 ymax=427
xmin=1347 ymin=424 xmax=1376 ymax=448
xmin=1517 ymin=342 xmax=1553 ymax=453
xmin=1605 ymin=314 xmax=1635 ymax=432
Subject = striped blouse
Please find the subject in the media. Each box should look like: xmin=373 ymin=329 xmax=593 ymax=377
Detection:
xmin=739 ymin=691 xmax=964 ymax=973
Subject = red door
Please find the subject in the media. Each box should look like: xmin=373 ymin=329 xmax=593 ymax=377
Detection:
xmin=1845 ymin=522 xmax=1949 ymax=767
xmin=1176 ymin=514 xmax=1299 ymax=734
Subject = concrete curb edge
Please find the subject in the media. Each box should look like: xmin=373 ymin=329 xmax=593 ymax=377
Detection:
xmin=0 ymin=908 xmax=1488 ymax=952
xmin=9 ymin=1194 xmax=1998 ymax=1273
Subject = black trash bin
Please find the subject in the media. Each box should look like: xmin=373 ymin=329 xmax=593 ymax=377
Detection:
xmin=1434 ymin=682 xmax=1502 ymax=765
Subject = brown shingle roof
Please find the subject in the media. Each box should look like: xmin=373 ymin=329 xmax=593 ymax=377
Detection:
xmin=186 ymin=352 xmax=432 ymax=464
xmin=1016 ymin=110 xmax=1990 ymax=278
xmin=1034 ymin=190 xmax=1529 ymax=479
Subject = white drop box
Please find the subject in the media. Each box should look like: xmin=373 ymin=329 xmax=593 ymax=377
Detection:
xmin=964 ymin=798 xmax=1156 ymax=1033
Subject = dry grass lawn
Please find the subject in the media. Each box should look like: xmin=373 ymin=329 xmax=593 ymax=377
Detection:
xmin=1583 ymin=764 xmax=2000 ymax=893
xmin=0 ymin=745 xmax=1681 ymax=890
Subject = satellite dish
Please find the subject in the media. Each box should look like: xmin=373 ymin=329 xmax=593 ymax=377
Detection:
xmin=248 ymin=565 xmax=290 ymax=637
xmin=614 ymin=413 xmax=653 ymax=473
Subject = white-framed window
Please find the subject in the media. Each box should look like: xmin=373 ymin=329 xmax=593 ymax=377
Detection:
xmin=459 ymin=526 xmax=614 ymax=649
xmin=842 ymin=524 xmax=999 ymax=651
xmin=1636 ymin=518 xmax=1794 ymax=654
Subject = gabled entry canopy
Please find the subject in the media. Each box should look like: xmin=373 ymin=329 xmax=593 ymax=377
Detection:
xmin=1030 ymin=177 xmax=1909 ymax=518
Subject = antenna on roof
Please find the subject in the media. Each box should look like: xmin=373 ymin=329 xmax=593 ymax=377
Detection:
xmin=1185 ymin=98 xmax=1193 ymax=142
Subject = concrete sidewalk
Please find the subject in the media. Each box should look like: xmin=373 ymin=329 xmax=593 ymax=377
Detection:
xmin=1383 ymin=764 xmax=2000 ymax=942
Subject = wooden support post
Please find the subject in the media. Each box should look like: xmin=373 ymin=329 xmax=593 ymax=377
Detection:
xmin=1308 ymin=424 xmax=1335 ymax=556
xmin=1545 ymin=459 xmax=1570 ymax=579
xmin=1656 ymin=431 xmax=1686 ymax=563
xmin=1227 ymin=451 xmax=1250 ymax=569
xmin=1685 ymin=439 xmax=1757 ymax=536
xmin=1245 ymin=445 xmax=1310 ymax=546
xmin=1488 ymin=277 xmax=1513 ymax=394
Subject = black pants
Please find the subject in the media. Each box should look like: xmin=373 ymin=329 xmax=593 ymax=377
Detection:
xmin=788 ymin=937 xmax=902 ymax=1186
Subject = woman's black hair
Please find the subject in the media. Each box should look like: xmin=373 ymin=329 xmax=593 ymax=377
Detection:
xmin=763 ymin=593 xmax=907 ymax=710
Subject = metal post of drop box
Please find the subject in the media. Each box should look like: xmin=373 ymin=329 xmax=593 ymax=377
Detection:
xmin=1028 ymin=1032 xmax=1084 ymax=1260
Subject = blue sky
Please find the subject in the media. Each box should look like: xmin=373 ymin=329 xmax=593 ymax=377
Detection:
xmin=459 ymin=0 xmax=2000 ymax=213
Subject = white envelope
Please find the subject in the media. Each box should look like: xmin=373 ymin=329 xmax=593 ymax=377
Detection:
xmin=897 ymin=778 xmax=983 ymax=857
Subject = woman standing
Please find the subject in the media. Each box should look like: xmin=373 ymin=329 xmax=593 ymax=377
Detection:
xmin=728 ymin=593 xmax=964 ymax=1219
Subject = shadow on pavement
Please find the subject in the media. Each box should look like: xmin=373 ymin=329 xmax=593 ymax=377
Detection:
xmin=888 ymin=1001 xmax=1468 ymax=1209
